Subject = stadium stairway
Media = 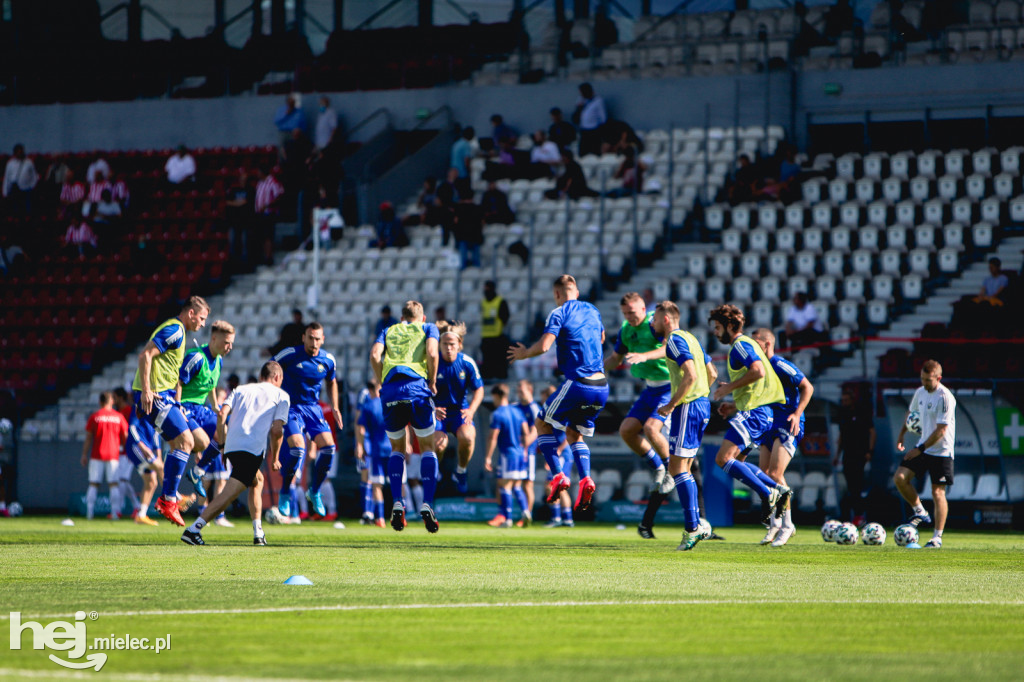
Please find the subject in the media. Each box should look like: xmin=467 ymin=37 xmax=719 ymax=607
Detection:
xmin=815 ymin=234 xmax=1024 ymax=402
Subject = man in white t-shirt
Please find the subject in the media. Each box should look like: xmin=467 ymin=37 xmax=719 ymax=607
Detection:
xmin=893 ymin=359 xmax=956 ymax=548
xmin=181 ymin=361 xmax=290 ymax=546
xmin=783 ymin=292 xmax=825 ymax=349
xmin=164 ymin=146 xmax=197 ymax=186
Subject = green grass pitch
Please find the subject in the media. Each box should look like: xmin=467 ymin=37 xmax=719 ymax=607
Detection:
xmin=2 ymin=518 xmax=1023 ymax=681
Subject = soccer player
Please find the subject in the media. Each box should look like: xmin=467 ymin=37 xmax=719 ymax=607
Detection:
xmin=513 ymin=379 xmax=541 ymax=524
xmin=604 ymin=292 xmax=673 ymax=488
xmin=122 ymin=414 xmax=163 ymax=525
xmin=370 ymin=300 xmax=441 ymax=532
xmin=356 ymin=380 xmax=390 ymax=527
xmin=178 ymin=320 xmax=235 ymax=524
xmin=534 ymin=385 xmax=572 ymax=528
xmin=181 ymin=362 xmax=289 ymax=546
xmin=435 ymin=321 xmax=484 ymax=494
xmin=508 ymin=275 xmax=608 ymax=513
xmin=893 ymin=359 xmax=956 ymax=548
xmin=627 ymin=302 xmax=717 ymax=549
xmin=354 ymin=382 xmax=375 ymax=523
xmin=708 ymin=304 xmax=790 ymax=525
xmin=484 ymin=384 xmax=533 ymax=527
xmin=273 ymin=322 xmax=343 ymax=519
xmin=133 ymin=296 xmax=211 ymax=526
xmin=80 ymin=392 xmax=129 ymax=520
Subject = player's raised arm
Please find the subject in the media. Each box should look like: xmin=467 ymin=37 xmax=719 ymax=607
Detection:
xmin=136 ymin=342 xmax=162 ymax=412
xmin=508 ymin=333 xmax=556 ymax=362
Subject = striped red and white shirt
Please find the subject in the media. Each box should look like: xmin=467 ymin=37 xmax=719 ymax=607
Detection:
xmin=111 ymin=179 xmax=130 ymax=205
xmin=87 ymin=180 xmax=112 ymax=204
xmin=255 ymin=175 xmax=285 ymax=214
xmin=60 ymin=181 xmax=86 ymax=205
xmin=65 ymin=222 xmax=97 ymax=247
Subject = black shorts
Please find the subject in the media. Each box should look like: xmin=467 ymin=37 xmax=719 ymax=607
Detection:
xmin=226 ymin=451 xmax=264 ymax=487
xmin=898 ymin=453 xmax=954 ymax=487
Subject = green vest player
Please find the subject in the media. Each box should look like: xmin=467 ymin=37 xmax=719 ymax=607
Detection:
xmin=132 ymin=295 xmax=211 ymax=527
xmin=177 ymin=320 xmax=236 ymax=501
xmin=604 ymin=292 xmax=674 ymax=487
xmin=708 ymin=303 xmax=791 ymax=528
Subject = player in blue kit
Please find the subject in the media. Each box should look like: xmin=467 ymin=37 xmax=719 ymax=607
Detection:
xmin=370 ymin=300 xmax=442 ymax=532
xmin=508 ymin=275 xmax=608 ymax=513
xmin=435 ymin=321 xmax=484 ymax=494
xmin=355 ymin=380 xmax=390 ymax=528
xmin=484 ymin=384 xmax=533 ymax=527
xmin=122 ymin=414 xmax=163 ymax=525
xmin=537 ymin=383 xmax=572 ymax=528
xmin=273 ymin=322 xmax=343 ymax=519
xmin=354 ymin=382 xmax=376 ymax=523
xmin=728 ymin=328 xmax=813 ymax=547
xmin=513 ymin=379 xmax=541 ymax=523
xmin=709 ymin=305 xmax=791 ymax=527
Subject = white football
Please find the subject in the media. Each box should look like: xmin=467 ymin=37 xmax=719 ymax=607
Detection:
xmin=834 ymin=522 xmax=858 ymax=545
xmin=894 ymin=524 xmax=919 ymax=547
xmin=905 ymin=410 xmax=922 ymax=435
xmin=0 ymin=417 xmax=12 ymax=435
xmin=8 ymin=501 xmax=23 ymax=517
xmin=860 ymin=522 xmax=886 ymax=545
xmin=263 ymin=507 xmax=283 ymax=525
xmin=821 ymin=519 xmax=842 ymax=542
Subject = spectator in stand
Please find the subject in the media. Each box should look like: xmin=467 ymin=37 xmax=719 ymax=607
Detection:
xmin=480 ymin=280 xmax=511 ymax=380
xmin=85 ymin=168 xmax=113 ymax=216
xmin=451 ymin=127 xmax=476 ymax=179
xmin=726 ymin=154 xmax=758 ymax=205
xmin=404 ymin=176 xmax=444 ymax=227
xmin=481 ymin=181 xmax=515 ymax=225
xmin=975 ymin=258 xmax=1008 ymax=306
xmin=573 ymin=83 xmax=607 ymax=157
xmin=59 ymin=168 xmax=86 ymax=217
xmin=529 ymin=130 xmax=562 ymax=178
xmin=375 ymin=305 xmax=399 ymax=338
xmin=93 ymin=189 xmax=122 ymax=225
xmin=64 ymin=215 xmax=98 ymax=259
xmin=436 ymin=167 xmax=460 ymax=245
xmin=601 ymin=119 xmax=643 ymax=156
xmin=545 ymin=149 xmax=598 ymax=200
xmin=782 ymin=292 xmax=826 ymax=349
xmin=491 ymin=114 xmax=518 ymax=148
xmin=453 ymin=178 xmax=484 ymax=269
xmin=86 ymin=156 xmax=111 ymax=185
xmin=373 ymin=201 xmax=409 ymax=249
xmin=274 ymin=93 xmax=306 ymax=148
xmin=110 ymin=171 xmax=130 ymax=210
xmin=314 ymin=96 xmax=339 ymax=151
xmin=267 ymin=309 xmax=306 ymax=356
xmin=548 ymin=107 xmax=577 ymax=150
xmin=255 ymin=166 xmax=285 ymax=264
xmin=3 ymin=143 xmax=39 ymax=215
xmin=225 ymin=169 xmax=254 ymax=270
xmin=0 ymin=233 xmax=28 ymax=279
xmin=606 ymin=146 xmax=646 ymax=197
xmin=164 ymin=145 xmax=197 ymax=187
xmin=835 ymin=389 xmax=876 ymax=527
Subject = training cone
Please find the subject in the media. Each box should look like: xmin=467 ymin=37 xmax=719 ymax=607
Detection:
xmin=333 ymin=521 xmax=346 ymax=530
xmin=283 ymin=575 xmax=314 ymax=585
xmin=906 ymin=542 xmax=921 ymax=549
xmin=61 ymin=518 xmax=75 ymax=526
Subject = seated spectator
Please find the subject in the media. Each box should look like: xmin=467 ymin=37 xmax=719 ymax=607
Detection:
xmin=0 ymin=232 xmax=28 ymax=278
xmin=64 ymin=216 xmax=98 ymax=259
xmin=373 ymin=201 xmax=409 ymax=249
xmin=975 ymin=258 xmax=1008 ymax=306
xmin=452 ymin=179 xmax=483 ymax=269
xmin=782 ymin=292 xmax=826 ymax=348
xmin=548 ymin=107 xmax=577 ymax=150
xmin=545 ymin=149 xmax=599 ymax=200
xmin=490 ymin=114 xmax=518 ymax=149
xmin=92 ymin=189 xmax=122 ymax=225
xmin=404 ymin=176 xmax=445 ymax=227
xmin=165 ymin=145 xmax=197 ymax=187
xmin=529 ymin=130 xmax=562 ymax=177
xmin=726 ymin=154 xmax=758 ymax=205
xmin=86 ymin=169 xmax=112 ymax=208
xmin=59 ymin=168 xmax=86 ymax=216
xmin=606 ymin=146 xmax=646 ymax=197
xmin=481 ymin=181 xmax=515 ymax=225
xmin=601 ymin=119 xmax=643 ymax=156
xmin=86 ymin=156 xmax=111 ymax=185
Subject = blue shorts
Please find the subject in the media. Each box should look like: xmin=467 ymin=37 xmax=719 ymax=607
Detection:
xmin=668 ymin=397 xmax=710 ymax=459
xmin=540 ymin=378 xmax=609 ymax=438
xmin=762 ymin=411 xmax=805 ymax=457
xmin=440 ymin=411 xmax=467 ymax=434
xmin=125 ymin=419 xmax=160 ymax=474
xmin=285 ymin=403 xmax=331 ymax=441
xmin=724 ymin=405 xmax=775 ymax=449
xmin=499 ymin=447 xmax=528 ymax=480
xmin=380 ymin=377 xmax=436 ymax=439
xmin=356 ymin=436 xmax=372 ymax=472
xmin=626 ymin=383 xmax=673 ymax=424
xmin=205 ymin=453 xmax=227 ymax=474
xmin=182 ymin=403 xmax=218 ymax=438
xmin=369 ymin=447 xmax=389 ymax=484
xmin=134 ymin=390 xmax=197 ymax=442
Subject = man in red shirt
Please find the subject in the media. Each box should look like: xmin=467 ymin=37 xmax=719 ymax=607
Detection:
xmin=81 ymin=392 xmax=129 ymax=520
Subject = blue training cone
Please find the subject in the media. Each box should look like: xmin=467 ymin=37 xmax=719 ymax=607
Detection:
xmin=906 ymin=543 xmax=921 ymax=549
xmin=283 ymin=575 xmax=314 ymax=585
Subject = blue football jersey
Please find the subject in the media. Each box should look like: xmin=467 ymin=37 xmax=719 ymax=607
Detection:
xmin=357 ymin=396 xmax=391 ymax=454
xmin=542 ymin=300 xmax=605 ymax=380
xmin=491 ymin=404 xmax=527 ymax=453
xmin=769 ymin=355 xmax=806 ymax=417
xmin=436 ymin=352 xmax=484 ymax=410
xmin=273 ymin=345 xmax=337 ymax=406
